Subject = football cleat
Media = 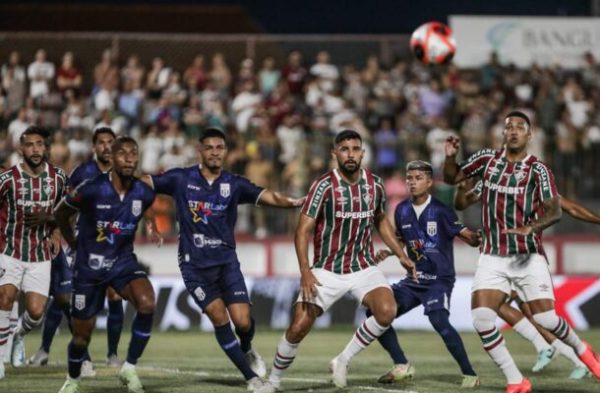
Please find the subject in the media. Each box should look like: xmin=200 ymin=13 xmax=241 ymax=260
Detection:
xmin=377 ymin=363 xmax=415 ymax=383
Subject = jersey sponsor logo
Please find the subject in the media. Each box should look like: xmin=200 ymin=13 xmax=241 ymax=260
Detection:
xmin=16 ymin=199 xmax=53 ymax=207
xmin=74 ymin=294 xmax=86 ymax=310
xmin=17 ymin=187 xmax=28 ymax=194
xmin=537 ymin=166 xmax=551 ymax=193
xmin=194 ymin=286 xmax=206 ymax=301
xmin=483 ymin=179 xmax=525 ymax=195
xmin=513 ymin=170 xmax=526 ymax=181
xmin=187 ymin=184 xmax=201 ymax=191
xmin=408 ymin=239 xmax=425 ymax=260
xmin=96 ymin=220 xmax=137 ymax=244
xmin=427 ymin=221 xmax=437 ymax=236
xmin=188 ymin=201 xmax=227 ymax=224
xmin=132 ymin=200 xmax=142 ymax=217
xmin=220 ymin=183 xmax=230 ymax=197
xmin=401 ymin=224 xmax=412 ymax=228
xmin=334 ymin=210 xmax=374 ymax=219
xmin=192 ymin=234 xmax=223 ymax=248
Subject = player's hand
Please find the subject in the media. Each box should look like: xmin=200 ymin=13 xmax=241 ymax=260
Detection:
xmin=445 ymin=136 xmax=460 ymax=158
xmin=145 ymin=221 xmax=163 ymax=248
xmin=375 ymin=249 xmax=392 ymax=263
xmin=288 ymin=196 xmax=306 ymax=207
xmin=502 ymin=226 xmax=533 ymax=236
xmin=24 ymin=209 xmax=53 ymax=227
xmin=399 ymin=255 xmax=418 ymax=282
xmin=300 ymin=269 xmax=321 ymax=304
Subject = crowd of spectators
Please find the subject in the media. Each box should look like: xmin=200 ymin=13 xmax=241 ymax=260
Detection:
xmin=1 ymin=47 xmax=599 ymax=237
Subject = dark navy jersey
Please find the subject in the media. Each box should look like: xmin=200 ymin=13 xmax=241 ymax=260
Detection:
xmin=395 ymin=196 xmax=465 ymax=285
xmin=65 ymin=173 xmax=155 ymax=269
xmin=67 ymin=160 xmax=105 ymax=190
xmin=151 ymin=166 xmax=265 ymax=267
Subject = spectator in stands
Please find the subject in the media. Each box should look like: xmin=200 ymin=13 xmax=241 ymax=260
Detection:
xmin=1 ymin=51 xmax=26 ymax=117
xmin=121 ymin=54 xmax=145 ymax=88
xmin=281 ymin=50 xmax=306 ymax=96
xmin=183 ymin=54 xmax=207 ymax=93
xmin=93 ymin=49 xmax=118 ymax=97
xmin=27 ymin=49 xmax=55 ymax=99
xmin=258 ymin=56 xmax=280 ymax=96
xmin=310 ymin=50 xmax=339 ymax=93
xmin=146 ymin=57 xmax=171 ymax=100
xmin=232 ymin=80 xmax=262 ymax=134
xmin=8 ymin=107 xmax=30 ymax=150
xmin=56 ymin=51 xmax=82 ymax=96
xmin=210 ymin=52 xmax=232 ymax=98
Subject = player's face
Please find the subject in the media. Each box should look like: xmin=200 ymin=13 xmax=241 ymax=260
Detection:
xmin=406 ymin=170 xmax=433 ymax=198
xmin=332 ymin=138 xmax=363 ymax=174
xmin=20 ymin=134 xmax=46 ymax=169
xmin=199 ymin=137 xmax=227 ymax=170
xmin=504 ymin=116 xmax=531 ymax=152
xmin=94 ymin=133 xmax=115 ymax=165
xmin=112 ymin=142 xmax=138 ymax=178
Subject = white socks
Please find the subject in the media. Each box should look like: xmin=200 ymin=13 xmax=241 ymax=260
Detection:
xmin=270 ymin=335 xmax=299 ymax=384
xmin=512 ymin=317 xmax=552 ymax=353
xmin=533 ymin=310 xmax=586 ymax=355
xmin=338 ymin=316 xmax=389 ymax=364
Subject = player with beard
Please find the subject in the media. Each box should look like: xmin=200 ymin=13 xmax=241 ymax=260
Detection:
xmin=27 ymin=128 xmax=129 ymax=372
xmin=267 ymin=130 xmax=416 ymax=390
xmin=56 ymin=137 xmax=157 ymax=393
xmin=142 ymin=127 xmax=303 ymax=393
xmin=0 ymin=127 xmax=68 ymax=379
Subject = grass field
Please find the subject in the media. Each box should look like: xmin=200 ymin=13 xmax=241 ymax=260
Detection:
xmin=2 ymin=327 xmax=600 ymax=392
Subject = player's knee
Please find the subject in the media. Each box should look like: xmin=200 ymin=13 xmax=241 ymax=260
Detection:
xmin=372 ymin=304 xmax=396 ymax=326
xmin=532 ymin=310 xmax=560 ymax=331
xmin=428 ymin=310 xmax=451 ymax=333
xmin=72 ymin=334 xmax=91 ymax=348
xmin=234 ymin=317 xmax=252 ymax=332
xmin=136 ymin=295 xmax=155 ymax=314
xmin=472 ymin=307 xmax=496 ymax=332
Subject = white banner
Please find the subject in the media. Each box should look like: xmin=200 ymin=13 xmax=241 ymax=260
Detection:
xmin=449 ymin=15 xmax=600 ymax=68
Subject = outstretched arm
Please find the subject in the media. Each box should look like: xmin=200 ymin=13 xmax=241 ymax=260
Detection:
xmin=375 ymin=213 xmax=416 ymax=280
xmin=257 ymin=189 xmax=305 ymax=208
xmin=504 ymin=196 xmax=562 ymax=236
xmin=561 ymin=197 xmax=600 ymax=224
xmin=454 ymin=179 xmax=481 ymax=210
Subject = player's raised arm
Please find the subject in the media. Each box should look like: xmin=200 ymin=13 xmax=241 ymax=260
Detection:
xmin=257 ymin=189 xmax=305 ymax=208
xmin=374 ymin=213 xmax=416 ymax=280
xmin=561 ymin=197 xmax=600 ymax=224
xmin=295 ymin=213 xmax=321 ymax=304
xmin=454 ymin=179 xmax=482 ymax=211
xmin=443 ymin=136 xmax=466 ymax=185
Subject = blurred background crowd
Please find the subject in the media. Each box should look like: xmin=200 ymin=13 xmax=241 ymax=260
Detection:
xmin=1 ymin=47 xmax=600 ymax=238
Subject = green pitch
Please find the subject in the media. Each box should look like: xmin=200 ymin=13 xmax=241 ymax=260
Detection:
xmin=3 ymin=328 xmax=600 ymax=392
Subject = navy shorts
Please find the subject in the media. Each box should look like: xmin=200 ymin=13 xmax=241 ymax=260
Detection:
xmin=50 ymin=249 xmax=73 ymax=296
xmin=180 ymin=261 xmax=250 ymax=312
xmin=71 ymin=256 xmax=147 ymax=320
xmin=391 ymin=280 xmax=453 ymax=316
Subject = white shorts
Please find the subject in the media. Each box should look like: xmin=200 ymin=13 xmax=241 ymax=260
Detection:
xmin=472 ymin=253 xmax=554 ymax=302
xmin=295 ymin=266 xmax=392 ymax=312
xmin=0 ymin=254 xmax=51 ymax=296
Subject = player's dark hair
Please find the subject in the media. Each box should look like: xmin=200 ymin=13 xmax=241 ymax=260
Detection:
xmin=92 ymin=127 xmax=116 ymax=144
xmin=334 ymin=129 xmax=362 ymax=146
xmin=112 ymin=136 xmax=138 ymax=151
xmin=406 ymin=160 xmax=433 ymax=175
xmin=20 ymin=126 xmax=49 ymax=145
xmin=199 ymin=127 xmax=226 ymax=143
xmin=505 ymin=110 xmax=531 ymax=129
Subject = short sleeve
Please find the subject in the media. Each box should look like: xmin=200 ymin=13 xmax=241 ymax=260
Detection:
xmin=301 ymin=178 xmax=330 ymax=219
xmin=375 ymin=179 xmax=386 ymax=216
xmin=441 ymin=207 xmax=466 ymax=238
xmin=459 ymin=149 xmax=496 ymax=178
xmin=393 ymin=204 xmax=404 ymax=240
xmin=151 ymin=169 xmax=182 ymax=195
xmin=533 ymin=163 xmax=559 ymax=202
xmin=236 ymin=176 xmax=265 ymax=205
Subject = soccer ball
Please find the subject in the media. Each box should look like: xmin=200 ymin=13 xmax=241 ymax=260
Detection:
xmin=410 ymin=21 xmax=456 ymax=65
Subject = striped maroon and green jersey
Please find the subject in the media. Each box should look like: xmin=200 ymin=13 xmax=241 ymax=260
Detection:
xmin=460 ymin=148 xmax=558 ymax=256
xmin=301 ymin=168 xmax=385 ymax=274
xmin=0 ymin=163 xmax=67 ymax=262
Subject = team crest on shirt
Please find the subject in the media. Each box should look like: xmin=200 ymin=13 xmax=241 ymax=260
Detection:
xmin=132 ymin=200 xmax=142 ymax=217
xmin=513 ymin=170 xmax=526 ymax=182
xmin=74 ymin=294 xmax=86 ymax=310
xmin=362 ymin=193 xmax=373 ymax=205
xmin=43 ymin=178 xmax=54 ymax=194
xmin=220 ymin=183 xmax=230 ymax=197
xmin=427 ymin=221 xmax=437 ymax=236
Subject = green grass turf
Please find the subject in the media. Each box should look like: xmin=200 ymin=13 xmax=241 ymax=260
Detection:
xmin=2 ymin=327 xmax=600 ymax=392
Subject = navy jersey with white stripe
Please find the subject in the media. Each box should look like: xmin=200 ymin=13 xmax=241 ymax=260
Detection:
xmin=65 ymin=173 xmax=155 ymax=268
xmin=394 ymin=197 xmax=465 ymax=285
xmin=151 ymin=166 xmax=264 ymax=268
